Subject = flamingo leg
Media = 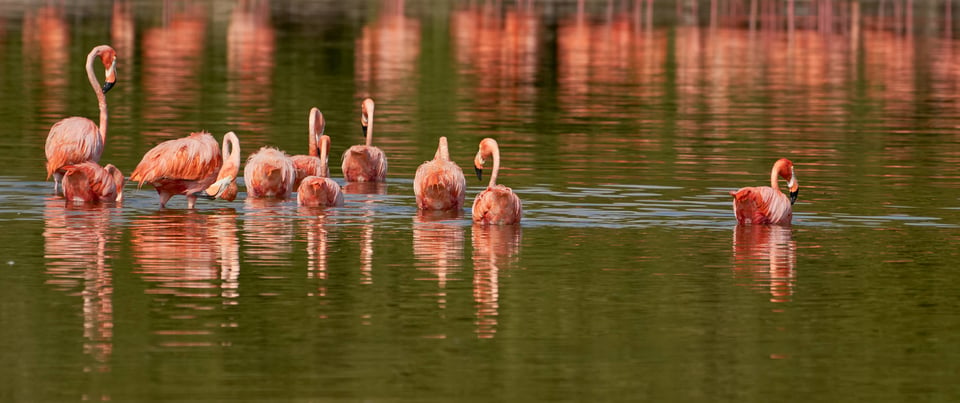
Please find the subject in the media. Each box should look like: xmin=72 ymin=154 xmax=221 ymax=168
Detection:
xmin=158 ymin=190 xmax=173 ymax=208
xmin=187 ymin=194 xmax=197 ymax=209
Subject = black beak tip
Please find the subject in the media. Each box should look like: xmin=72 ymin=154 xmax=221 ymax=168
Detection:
xmin=474 ymin=167 xmax=483 ymax=181
xmin=789 ymin=190 xmax=799 ymax=205
xmin=194 ymin=191 xmax=215 ymax=200
xmin=361 ymin=124 xmax=368 ymax=137
xmin=102 ymin=81 xmax=115 ymax=94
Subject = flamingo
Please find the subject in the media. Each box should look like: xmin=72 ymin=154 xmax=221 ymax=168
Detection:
xmin=730 ymin=158 xmax=799 ymax=225
xmin=60 ymin=162 xmax=125 ymax=203
xmin=297 ymin=134 xmax=343 ymax=207
xmin=291 ymin=107 xmax=328 ymax=189
xmin=44 ymin=45 xmax=118 ymax=193
xmin=414 ymin=136 xmax=466 ymax=211
xmin=342 ymin=98 xmax=387 ymax=182
xmin=471 ymin=138 xmax=522 ymax=225
xmin=202 ymin=131 xmax=242 ymax=201
xmin=130 ymin=131 xmax=232 ymax=209
xmin=244 ymin=147 xmax=295 ymax=199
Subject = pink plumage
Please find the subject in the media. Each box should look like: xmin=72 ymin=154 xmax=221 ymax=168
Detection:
xmin=131 ymin=131 xmax=223 ymax=208
xmin=342 ymin=98 xmax=387 ymax=182
xmin=414 ymin=137 xmax=466 ymax=211
xmin=471 ymin=138 xmax=522 ymax=225
xmin=244 ymin=147 xmax=296 ymax=199
xmin=292 ymin=107 xmax=330 ymax=189
xmin=61 ymin=162 xmax=124 ymax=203
xmin=730 ymin=158 xmax=799 ymax=225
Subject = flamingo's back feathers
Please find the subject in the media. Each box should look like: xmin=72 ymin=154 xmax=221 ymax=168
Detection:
xmin=472 ymin=185 xmax=522 ymax=225
xmin=244 ymin=147 xmax=295 ymax=198
xmin=60 ymin=161 xmax=120 ymax=203
xmin=45 ymin=117 xmax=103 ymax=179
xmin=731 ymin=186 xmax=792 ymax=225
xmin=342 ymin=145 xmax=387 ymax=182
xmin=130 ymin=132 xmax=222 ymax=189
xmin=414 ymin=158 xmax=466 ymax=210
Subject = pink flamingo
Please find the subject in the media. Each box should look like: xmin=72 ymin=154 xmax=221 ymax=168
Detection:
xmin=414 ymin=136 xmax=466 ymax=211
xmin=202 ymin=131 xmax=242 ymax=201
xmin=297 ymin=134 xmax=343 ymax=207
xmin=471 ymin=138 xmax=522 ymax=225
xmin=131 ymin=131 xmax=237 ymax=208
xmin=44 ymin=45 xmax=117 ymax=193
xmin=730 ymin=158 xmax=799 ymax=225
xmin=342 ymin=98 xmax=387 ymax=182
xmin=244 ymin=146 xmax=295 ymax=199
xmin=60 ymin=162 xmax=125 ymax=203
xmin=291 ymin=107 xmax=328 ymax=189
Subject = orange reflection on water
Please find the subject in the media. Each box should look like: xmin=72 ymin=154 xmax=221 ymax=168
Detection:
xmin=413 ymin=210 xmax=465 ymax=310
xmin=243 ymin=199 xmax=294 ymax=266
xmin=141 ymin=2 xmax=207 ymax=138
xmin=471 ymin=225 xmax=521 ymax=339
xmin=298 ymin=209 xmax=336 ymax=297
xmin=732 ymin=225 xmax=796 ymax=303
xmin=226 ymin=0 xmax=275 ymax=142
xmin=22 ymin=5 xmax=69 ymax=121
xmin=43 ymin=201 xmax=120 ymax=375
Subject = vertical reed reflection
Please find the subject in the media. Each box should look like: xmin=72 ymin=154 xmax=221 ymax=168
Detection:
xmin=471 ymin=225 xmax=521 ymax=339
xmin=226 ymin=0 xmax=275 ymax=143
xmin=130 ymin=209 xmax=240 ymax=346
xmin=22 ymin=5 xmax=69 ymax=123
xmin=344 ymin=182 xmax=387 ymax=286
xmin=413 ymin=210 xmax=465 ymax=311
xmin=732 ymin=225 xmax=796 ymax=303
xmin=43 ymin=201 xmax=120 ymax=378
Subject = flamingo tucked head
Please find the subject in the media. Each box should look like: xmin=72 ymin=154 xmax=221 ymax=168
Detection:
xmin=360 ymin=97 xmax=375 ymax=138
xmin=104 ymin=163 xmax=124 ymax=202
xmin=774 ymin=158 xmax=799 ymax=205
xmin=99 ymin=47 xmax=118 ymax=93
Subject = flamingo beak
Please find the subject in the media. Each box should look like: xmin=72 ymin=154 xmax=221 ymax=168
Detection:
xmin=201 ymin=176 xmax=234 ymax=199
xmin=787 ymin=174 xmax=799 ymax=205
xmin=361 ymin=123 xmax=367 ymax=138
xmin=475 ymin=166 xmax=483 ymax=181
xmin=102 ymin=59 xmax=117 ymax=93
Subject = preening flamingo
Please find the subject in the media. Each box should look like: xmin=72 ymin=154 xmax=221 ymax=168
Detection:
xmin=44 ymin=45 xmax=117 ymax=193
xmin=414 ymin=136 xmax=466 ymax=211
xmin=202 ymin=131 xmax=242 ymax=201
xmin=244 ymin=146 xmax=295 ymax=199
xmin=471 ymin=138 xmax=522 ymax=225
xmin=130 ymin=131 xmax=225 ymax=209
xmin=291 ymin=107 xmax=329 ymax=189
xmin=297 ymin=134 xmax=343 ymax=207
xmin=730 ymin=158 xmax=799 ymax=225
xmin=60 ymin=162 xmax=124 ymax=203
xmin=342 ymin=98 xmax=387 ymax=182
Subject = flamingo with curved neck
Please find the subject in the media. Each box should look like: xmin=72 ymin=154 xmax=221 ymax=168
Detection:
xmin=471 ymin=138 xmax=522 ymax=225
xmin=204 ymin=131 xmax=242 ymax=201
xmin=342 ymin=98 xmax=387 ymax=182
xmin=292 ymin=108 xmax=328 ymax=188
xmin=45 ymin=45 xmax=118 ymax=193
xmin=730 ymin=158 xmax=800 ymax=225
xmin=298 ymin=134 xmax=344 ymax=207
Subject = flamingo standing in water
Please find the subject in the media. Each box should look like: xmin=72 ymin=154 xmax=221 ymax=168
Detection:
xmin=44 ymin=45 xmax=118 ymax=193
xmin=131 ymin=131 xmax=237 ymax=208
xmin=202 ymin=131 xmax=242 ymax=202
xmin=297 ymin=135 xmax=343 ymax=207
xmin=414 ymin=137 xmax=466 ymax=211
xmin=730 ymin=158 xmax=799 ymax=225
xmin=60 ymin=162 xmax=125 ymax=203
xmin=244 ymin=146 xmax=295 ymax=199
xmin=291 ymin=107 xmax=328 ymax=189
xmin=342 ymin=98 xmax=387 ymax=182
xmin=471 ymin=138 xmax=522 ymax=225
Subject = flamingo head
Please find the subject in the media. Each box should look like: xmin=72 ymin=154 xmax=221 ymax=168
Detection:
xmin=775 ymin=158 xmax=799 ymax=205
xmin=99 ymin=47 xmax=118 ymax=94
xmin=360 ymin=98 xmax=375 ymax=137
xmin=202 ymin=175 xmax=236 ymax=201
xmin=474 ymin=138 xmax=497 ymax=181
xmin=105 ymin=164 xmax=124 ymax=202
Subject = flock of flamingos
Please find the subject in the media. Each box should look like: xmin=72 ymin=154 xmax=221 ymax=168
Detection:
xmin=43 ymin=45 xmax=800 ymax=226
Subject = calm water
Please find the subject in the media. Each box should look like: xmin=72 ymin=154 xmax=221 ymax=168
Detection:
xmin=2 ymin=0 xmax=960 ymax=401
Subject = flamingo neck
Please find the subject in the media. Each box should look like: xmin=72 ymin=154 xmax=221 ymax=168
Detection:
xmin=319 ymin=136 xmax=330 ymax=178
xmin=436 ymin=137 xmax=450 ymax=161
xmin=86 ymin=48 xmax=107 ymax=143
xmin=308 ymin=117 xmax=318 ymax=157
xmin=224 ymin=132 xmax=241 ymax=177
xmin=770 ymin=164 xmax=781 ymax=192
xmin=488 ymin=145 xmax=500 ymax=188
xmin=365 ymin=119 xmax=374 ymax=147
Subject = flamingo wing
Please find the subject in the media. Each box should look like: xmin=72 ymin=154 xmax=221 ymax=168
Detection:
xmin=45 ymin=117 xmax=102 ymax=178
xmin=342 ymin=145 xmax=387 ymax=182
xmin=414 ymin=159 xmax=466 ymax=210
xmin=291 ymin=155 xmax=323 ymax=188
xmin=731 ymin=186 xmax=792 ymax=225
xmin=244 ymin=147 xmax=295 ymax=198
xmin=61 ymin=162 xmax=117 ymax=202
xmin=472 ymin=185 xmax=522 ymax=225
xmin=131 ymin=133 xmax=221 ymax=190
xmin=297 ymin=176 xmax=343 ymax=207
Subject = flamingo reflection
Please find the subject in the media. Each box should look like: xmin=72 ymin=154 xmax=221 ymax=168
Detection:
xmin=732 ymin=225 xmax=796 ymax=303
xmin=471 ymin=225 xmax=521 ymax=339
xmin=343 ymin=183 xmax=386 ymax=285
xmin=43 ymin=201 xmax=121 ymax=374
xmin=413 ymin=210 xmax=466 ymax=310
xmin=22 ymin=5 xmax=69 ymax=120
xmin=297 ymin=209 xmax=339 ymax=298
xmin=243 ymin=199 xmax=295 ymax=266
xmin=227 ymin=0 xmax=275 ymax=141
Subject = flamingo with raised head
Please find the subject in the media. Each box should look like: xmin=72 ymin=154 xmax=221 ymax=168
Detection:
xmin=298 ymin=134 xmax=343 ymax=207
xmin=60 ymin=162 xmax=124 ymax=203
xmin=730 ymin=158 xmax=799 ymax=225
xmin=471 ymin=138 xmax=522 ymax=225
xmin=44 ymin=45 xmax=117 ymax=193
xmin=342 ymin=98 xmax=387 ymax=182
xmin=244 ymin=146 xmax=295 ymax=199
xmin=202 ymin=131 xmax=242 ymax=201
xmin=131 ymin=131 xmax=234 ymax=208
xmin=291 ymin=107 xmax=328 ymax=189
xmin=414 ymin=137 xmax=466 ymax=211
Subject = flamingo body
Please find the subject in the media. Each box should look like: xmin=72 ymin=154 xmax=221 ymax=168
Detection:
xmin=471 ymin=138 xmax=522 ymax=225
xmin=44 ymin=45 xmax=117 ymax=192
xmin=414 ymin=137 xmax=466 ymax=210
xmin=731 ymin=158 xmax=799 ymax=225
xmin=297 ymin=176 xmax=344 ymax=207
xmin=131 ymin=131 xmax=222 ymax=208
xmin=244 ymin=147 xmax=295 ymax=199
xmin=61 ymin=162 xmax=124 ymax=203
xmin=293 ymin=155 xmax=327 ymax=188
xmin=342 ymin=98 xmax=387 ymax=182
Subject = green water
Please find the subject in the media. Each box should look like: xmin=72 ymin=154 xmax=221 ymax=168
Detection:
xmin=1 ymin=1 xmax=960 ymax=401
